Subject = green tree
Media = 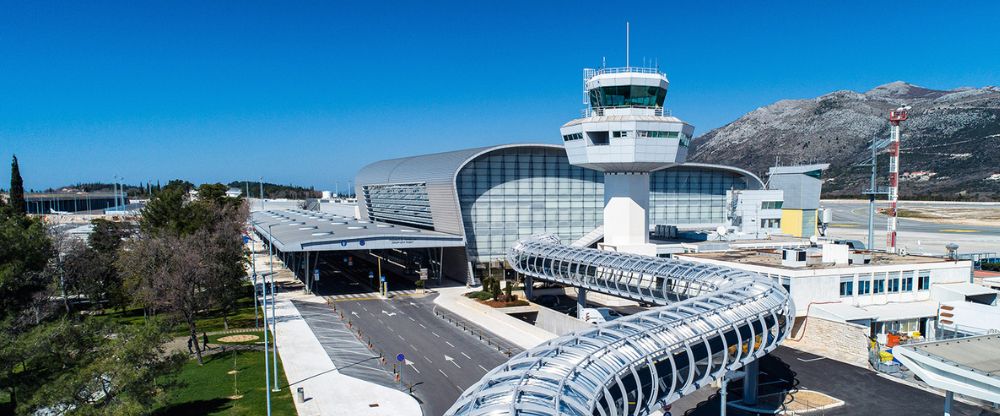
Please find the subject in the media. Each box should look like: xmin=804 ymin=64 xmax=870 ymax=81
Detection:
xmin=0 ymin=209 xmax=52 ymax=318
xmin=121 ymin=191 xmax=248 ymax=364
xmin=9 ymin=156 xmax=25 ymax=216
xmin=0 ymin=202 xmax=53 ymax=411
xmin=140 ymin=187 xmax=196 ymax=236
xmin=7 ymin=318 xmax=182 ymax=415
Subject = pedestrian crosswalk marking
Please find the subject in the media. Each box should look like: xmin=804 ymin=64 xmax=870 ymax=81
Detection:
xmin=325 ymin=289 xmax=421 ymax=302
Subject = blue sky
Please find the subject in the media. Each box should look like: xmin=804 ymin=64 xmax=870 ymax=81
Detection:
xmin=2 ymin=1 xmax=999 ymax=191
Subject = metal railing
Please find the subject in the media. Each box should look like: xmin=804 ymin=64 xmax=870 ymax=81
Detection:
xmin=446 ymin=234 xmax=794 ymax=416
xmin=593 ymin=66 xmax=664 ymax=76
xmin=433 ymin=307 xmax=521 ymax=357
xmin=582 ymin=106 xmax=669 ymax=118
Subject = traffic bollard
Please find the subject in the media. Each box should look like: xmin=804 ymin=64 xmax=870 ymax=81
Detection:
xmin=297 ymin=387 xmax=305 ymax=402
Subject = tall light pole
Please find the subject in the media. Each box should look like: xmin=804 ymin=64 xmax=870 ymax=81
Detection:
xmin=250 ymin=221 xmax=259 ymax=330
xmin=268 ymin=224 xmax=279 ymax=391
xmin=259 ymin=177 xmax=265 ymax=212
xmin=260 ymin=242 xmax=272 ymax=416
xmin=113 ymin=175 xmax=120 ymax=211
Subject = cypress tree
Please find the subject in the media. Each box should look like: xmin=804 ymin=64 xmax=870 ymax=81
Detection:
xmin=10 ymin=155 xmax=26 ymax=215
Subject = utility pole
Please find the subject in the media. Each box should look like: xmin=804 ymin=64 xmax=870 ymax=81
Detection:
xmin=259 ymin=177 xmax=265 ymax=212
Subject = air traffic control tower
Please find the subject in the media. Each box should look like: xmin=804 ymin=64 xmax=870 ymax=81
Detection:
xmin=561 ymin=66 xmax=694 ymax=255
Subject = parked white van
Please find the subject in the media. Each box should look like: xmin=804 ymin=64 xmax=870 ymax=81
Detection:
xmin=580 ymin=307 xmax=624 ymax=324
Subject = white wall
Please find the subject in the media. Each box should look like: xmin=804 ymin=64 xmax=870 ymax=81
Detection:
xmin=677 ymin=254 xmax=973 ymax=317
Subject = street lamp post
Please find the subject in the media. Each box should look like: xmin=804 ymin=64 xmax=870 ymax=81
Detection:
xmin=250 ymin=221 xmax=259 ymax=330
xmin=268 ymin=224 xmax=279 ymax=392
xmin=259 ymin=177 xmax=264 ymax=212
xmin=261 ymin=251 xmax=272 ymax=416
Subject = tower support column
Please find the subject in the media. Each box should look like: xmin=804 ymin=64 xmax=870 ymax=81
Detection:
xmin=576 ymin=287 xmax=588 ymax=320
xmin=602 ymin=172 xmax=655 ymax=256
xmin=742 ymin=359 xmax=760 ymax=406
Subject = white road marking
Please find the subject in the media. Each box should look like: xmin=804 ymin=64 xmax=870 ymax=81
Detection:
xmin=408 ymin=317 xmax=416 ymax=322
xmin=424 ymin=356 xmax=433 ymax=363
xmin=444 ymin=355 xmax=462 ymax=369
xmin=478 ymin=364 xmax=489 ymax=372
xmin=397 ymin=334 xmax=405 ymax=341
xmin=418 ymin=323 xmax=427 ymax=329
xmin=445 ymin=341 xmax=455 ymax=348
xmin=432 ymin=332 xmax=440 ymax=338
xmin=381 ymin=310 xmax=396 ymax=317
xmin=361 ymin=306 xmax=368 ymax=312
xmin=409 ymin=344 xmax=417 ymax=350
xmin=438 ymin=369 xmax=448 ymax=378
xmin=461 ymin=352 xmax=472 ymax=360
xmin=387 ymin=326 xmax=395 ymax=333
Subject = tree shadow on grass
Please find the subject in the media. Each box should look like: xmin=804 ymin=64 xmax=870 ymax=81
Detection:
xmin=152 ymin=398 xmax=230 ymax=416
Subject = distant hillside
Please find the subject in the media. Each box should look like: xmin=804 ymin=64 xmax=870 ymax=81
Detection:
xmin=227 ymin=181 xmax=320 ymax=199
xmin=688 ymin=81 xmax=1000 ymax=200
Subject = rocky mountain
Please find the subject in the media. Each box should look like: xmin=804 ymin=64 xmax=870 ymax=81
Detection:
xmin=688 ymin=81 xmax=1000 ymax=199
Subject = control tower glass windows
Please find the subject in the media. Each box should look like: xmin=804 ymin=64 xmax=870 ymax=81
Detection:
xmin=638 ymin=131 xmax=679 ymax=139
xmin=589 ymin=85 xmax=666 ymax=108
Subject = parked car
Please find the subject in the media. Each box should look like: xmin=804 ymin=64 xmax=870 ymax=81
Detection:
xmin=580 ymin=307 xmax=624 ymax=324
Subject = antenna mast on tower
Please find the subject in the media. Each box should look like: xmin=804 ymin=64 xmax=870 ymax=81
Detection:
xmin=886 ymin=106 xmax=910 ymax=254
xmin=625 ymin=21 xmax=630 ymax=69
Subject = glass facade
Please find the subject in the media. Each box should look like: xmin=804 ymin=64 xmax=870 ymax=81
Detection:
xmin=455 ymin=148 xmax=755 ymax=264
xmin=649 ymin=167 xmax=750 ymax=226
xmin=362 ymin=182 xmax=434 ymax=229
xmin=457 ymin=148 xmax=603 ymax=263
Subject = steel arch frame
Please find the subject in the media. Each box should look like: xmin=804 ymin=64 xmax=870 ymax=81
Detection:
xmin=446 ymin=234 xmax=794 ymax=416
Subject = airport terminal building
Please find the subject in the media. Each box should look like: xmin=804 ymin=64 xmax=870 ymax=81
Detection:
xmin=355 ymin=143 xmax=768 ymax=280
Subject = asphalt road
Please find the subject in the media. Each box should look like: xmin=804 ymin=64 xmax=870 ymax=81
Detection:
xmin=822 ymin=200 xmax=1000 ymax=235
xmin=304 ymin=251 xmax=508 ymax=416
xmin=331 ymin=295 xmax=509 ymax=416
xmin=671 ymin=347 xmax=997 ymax=416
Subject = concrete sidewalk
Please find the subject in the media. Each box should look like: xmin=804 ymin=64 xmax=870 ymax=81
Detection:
xmin=248 ymin=237 xmax=421 ymax=416
xmin=272 ymin=293 xmax=421 ymax=416
xmin=432 ymin=285 xmax=556 ymax=350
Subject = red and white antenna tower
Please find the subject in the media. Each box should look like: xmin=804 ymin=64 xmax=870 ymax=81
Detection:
xmin=886 ymin=105 xmax=910 ymax=253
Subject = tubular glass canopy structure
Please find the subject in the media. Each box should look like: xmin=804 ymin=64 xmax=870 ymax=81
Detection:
xmin=446 ymin=235 xmax=794 ymax=416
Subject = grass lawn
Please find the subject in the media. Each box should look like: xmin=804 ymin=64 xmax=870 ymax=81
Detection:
xmin=156 ymin=349 xmax=296 ymax=415
xmin=95 ymin=293 xmax=263 ymax=337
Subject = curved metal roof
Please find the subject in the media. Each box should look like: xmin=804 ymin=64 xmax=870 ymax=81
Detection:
xmin=355 ymin=143 xmax=563 ymax=186
xmin=354 ymin=143 xmax=765 ymax=235
xmin=355 ymin=143 xmax=763 ymax=188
